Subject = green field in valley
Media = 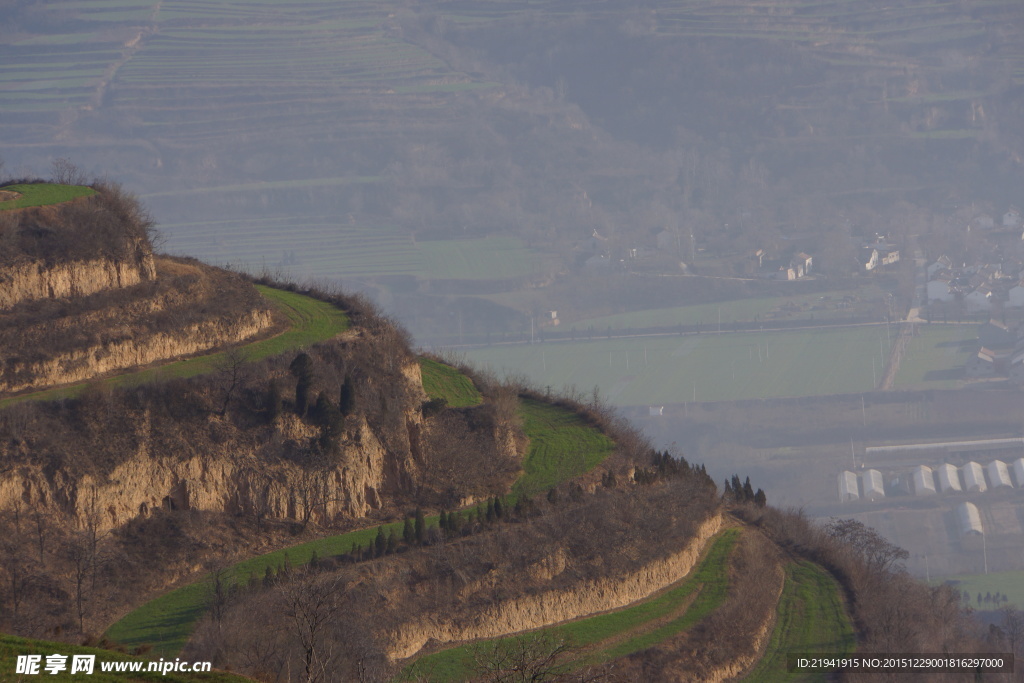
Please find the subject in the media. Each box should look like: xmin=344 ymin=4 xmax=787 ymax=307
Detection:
xmin=0 ymin=634 xmax=248 ymax=682
xmin=936 ymin=570 xmax=1024 ymax=611
xmin=745 ymin=561 xmax=855 ymax=682
xmin=891 ymin=323 xmax=976 ymax=390
xmin=0 ymin=183 xmax=96 ymax=210
xmin=571 ymin=289 xmax=877 ymax=330
xmin=465 ymin=326 xmax=893 ymax=405
xmin=399 ymin=530 xmax=740 ymax=682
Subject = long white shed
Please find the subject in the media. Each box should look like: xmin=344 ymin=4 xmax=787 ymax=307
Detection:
xmin=861 ymin=469 xmax=885 ymax=499
xmin=956 ymin=502 xmax=984 ymax=536
xmin=838 ymin=471 xmax=859 ymax=502
xmin=963 ymin=462 xmax=987 ymax=493
xmin=913 ymin=465 xmax=936 ymax=496
xmin=988 ymin=460 xmax=1013 ymax=489
xmin=936 ymin=463 xmax=962 ymax=493
xmin=1014 ymin=458 xmax=1024 ymax=488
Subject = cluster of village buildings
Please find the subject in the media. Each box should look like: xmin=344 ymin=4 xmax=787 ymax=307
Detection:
xmin=926 ymin=208 xmax=1024 ymax=312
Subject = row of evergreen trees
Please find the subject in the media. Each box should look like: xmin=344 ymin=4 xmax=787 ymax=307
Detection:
xmin=723 ymin=474 xmax=767 ymax=508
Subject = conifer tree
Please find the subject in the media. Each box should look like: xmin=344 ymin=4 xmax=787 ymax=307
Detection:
xmin=387 ymin=529 xmax=398 ymax=554
xmin=339 ymin=375 xmax=355 ymax=416
xmin=403 ymin=516 xmax=415 ymax=545
xmin=414 ymin=508 xmax=426 ymax=545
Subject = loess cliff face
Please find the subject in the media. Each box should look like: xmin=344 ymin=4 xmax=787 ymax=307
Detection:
xmin=0 ymin=248 xmax=156 ymax=311
xmin=0 ymin=184 xmax=277 ymax=394
xmin=0 ymin=326 xmax=518 ymax=535
xmin=387 ymin=513 xmax=723 ymax=660
xmin=1 ymin=405 xmax=408 ymax=532
xmin=0 ymin=257 xmax=276 ymax=394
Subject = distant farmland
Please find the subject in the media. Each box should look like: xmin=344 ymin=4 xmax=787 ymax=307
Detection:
xmin=892 ymin=324 xmax=976 ymax=390
xmin=464 ymin=326 xmax=892 ymax=405
xmin=159 ymin=215 xmax=542 ymax=281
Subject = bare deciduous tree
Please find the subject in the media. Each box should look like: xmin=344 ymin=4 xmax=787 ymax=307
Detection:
xmin=51 ymin=157 xmax=88 ymax=185
xmin=470 ymin=631 xmax=576 ymax=683
xmin=280 ymin=574 xmax=342 ymax=683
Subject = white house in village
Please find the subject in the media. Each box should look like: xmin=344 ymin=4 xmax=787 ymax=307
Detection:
xmin=972 ymin=214 xmax=996 ymax=230
xmin=927 ymin=275 xmax=956 ymax=303
xmin=964 ymin=285 xmax=993 ymax=312
xmin=1009 ymin=279 xmax=1024 ymax=308
xmin=1009 ymin=351 xmax=1024 ymax=383
xmin=927 ymin=255 xmax=953 ymax=279
xmin=1004 ymin=208 xmax=1021 ymax=228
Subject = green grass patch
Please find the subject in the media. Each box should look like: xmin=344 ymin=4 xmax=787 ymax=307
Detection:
xmin=0 ymin=286 xmax=349 ymax=407
xmin=465 ymin=326 xmax=892 ymax=405
xmin=0 ymin=633 xmax=249 ymax=682
xmin=514 ymin=398 xmax=615 ymax=496
xmin=104 ymin=518 xmax=413 ymax=656
xmin=745 ymin=561 xmax=855 ymax=682
xmin=571 ymin=290 xmax=871 ymax=330
xmin=399 ymin=529 xmax=739 ymax=682
xmin=935 ymin=570 xmax=1024 ymax=610
xmin=419 ymin=358 xmax=482 ymax=407
xmin=0 ymin=183 xmax=96 ymax=210
xmin=892 ymin=323 xmax=974 ymax=390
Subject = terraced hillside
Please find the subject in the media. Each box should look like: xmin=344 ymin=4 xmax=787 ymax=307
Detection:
xmin=106 ymin=360 xmax=616 ymax=656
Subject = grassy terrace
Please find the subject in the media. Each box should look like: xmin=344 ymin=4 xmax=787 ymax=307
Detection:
xmin=0 ymin=183 xmax=96 ymax=210
xmin=0 ymin=634 xmax=250 ymax=682
xmin=0 ymin=286 xmax=350 ymax=407
xmin=514 ymin=398 xmax=614 ymax=497
xmin=398 ymin=529 xmax=740 ymax=682
xmin=107 ymin=364 xmax=616 ymax=655
xmin=419 ymin=357 xmax=482 ymax=407
xmin=745 ymin=561 xmax=855 ymax=682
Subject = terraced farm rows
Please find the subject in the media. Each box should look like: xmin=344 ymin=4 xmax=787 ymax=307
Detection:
xmin=398 ymin=530 xmax=740 ymax=682
xmin=0 ymin=285 xmax=350 ymax=407
xmin=745 ymin=561 xmax=855 ymax=682
xmin=160 ymin=214 xmax=539 ymax=281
